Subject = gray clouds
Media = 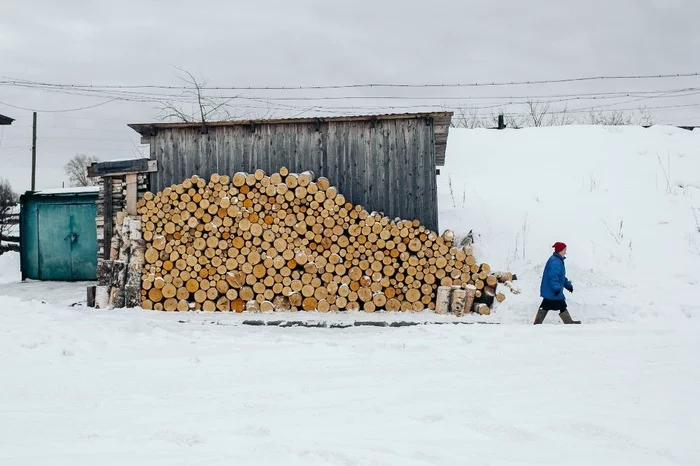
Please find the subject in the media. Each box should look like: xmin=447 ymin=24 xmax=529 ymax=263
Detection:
xmin=1 ymin=0 xmax=698 ymax=192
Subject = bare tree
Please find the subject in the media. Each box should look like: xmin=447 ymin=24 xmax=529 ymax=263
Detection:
xmin=450 ymin=107 xmax=486 ymax=129
xmin=525 ymin=101 xmax=552 ymax=127
xmin=0 ymin=178 xmax=18 ymax=248
xmin=449 ymin=103 xmax=579 ymax=129
xmin=448 ymin=106 xmax=527 ymax=129
xmin=65 ymin=154 xmax=100 ymax=187
xmin=488 ymin=109 xmax=524 ymax=129
xmin=635 ymin=107 xmax=655 ymax=126
xmin=447 ymin=103 xmax=656 ymax=129
xmin=587 ymin=106 xmax=659 ymax=126
xmin=160 ymin=68 xmax=240 ymax=125
xmin=548 ymin=105 xmax=576 ymax=126
xmin=587 ymin=109 xmax=633 ymax=126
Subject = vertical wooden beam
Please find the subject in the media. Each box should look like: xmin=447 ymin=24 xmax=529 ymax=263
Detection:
xmin=498 ymin=114 xmax=505 ymax=130
xmin=103 ymin=177 xmax=113 ymax=261
xmin=125 ymin=173 xmax=137 ymax=216
xmin=87 ymin=285 xmax=96 ymax=307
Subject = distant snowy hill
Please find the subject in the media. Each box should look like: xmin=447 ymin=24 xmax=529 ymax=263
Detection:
xmin=438 ymin=125 xmax=700 ymax=322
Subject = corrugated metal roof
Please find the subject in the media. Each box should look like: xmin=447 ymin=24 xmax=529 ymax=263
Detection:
xmin=129 ymin=112 xmax=453 ymax=166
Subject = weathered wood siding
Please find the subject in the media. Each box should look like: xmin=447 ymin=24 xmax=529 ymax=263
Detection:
xmin=150 ymin=117 xmax=439 ymax=231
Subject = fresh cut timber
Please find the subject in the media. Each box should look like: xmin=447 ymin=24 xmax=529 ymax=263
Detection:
xmin=138 ymin=169 xmax=509 ymax=313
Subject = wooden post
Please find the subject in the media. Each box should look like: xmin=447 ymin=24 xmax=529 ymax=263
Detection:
xmin=497 ymin=114 xmax=505 ymax=130
xmin=103 ymin=177 xmax=113 ymax=260
xmin=125 ymin=173 xmax=137 ymax=216
xmin=87 ymin=285 xmax=96 ymax=307
xmin=31 ymin=112 xmax=37 ymax=191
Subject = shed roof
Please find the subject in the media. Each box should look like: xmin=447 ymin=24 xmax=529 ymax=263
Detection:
xmin=129 ymin=112 xmax=452 ymax=165
xmin=0 ymin=114 xmax=14 ymax=125
xmin=32 ymin=186 xmax=99 ymax=196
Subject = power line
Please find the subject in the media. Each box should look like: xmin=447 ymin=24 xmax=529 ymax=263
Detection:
xmin=230 ymin=89 xmax=700 ymax=103
xmin=1 ymin=74 xmax=699 ymax=123
xmin=2 ymin=72 xmax=699 ymax=91
xmin=454 ymin=102 xmax=700 ymax=119
xmin=2 ymin=135 xmax=142 ymax=143
xmin=7 ymin=124 xmax=139 ymax=134
xmin=264 ymin=101 xmax=700 ymax=114
xmin=0 ymin=98 xmax=119 ymax=113
xmin=5 ymin=78 xmax=700 ymax=101
xmin=5 ymin=79 xmax=700 ymax=111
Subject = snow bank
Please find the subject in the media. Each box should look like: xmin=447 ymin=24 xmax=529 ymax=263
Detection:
xmin=0 ymin=251 xmax=20 ymax=284
xmin=439 ymin=125 xmax=700 ymax=323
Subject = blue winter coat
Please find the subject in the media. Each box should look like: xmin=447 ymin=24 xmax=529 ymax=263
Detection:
xmin=540 ymin=253 xmax=572 ymax=300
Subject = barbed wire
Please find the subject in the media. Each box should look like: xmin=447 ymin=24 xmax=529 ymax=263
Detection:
xmin=2 ymin=72 xmax=698 ymax=90
xmin=1 ymin=72 xmax=699 ymax=122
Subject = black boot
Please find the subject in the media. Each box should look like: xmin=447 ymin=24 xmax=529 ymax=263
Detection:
xmin=559 ymin=310 xmax=581 ymax=324
xmin=533 ymin=308 xmax=548 ymax=325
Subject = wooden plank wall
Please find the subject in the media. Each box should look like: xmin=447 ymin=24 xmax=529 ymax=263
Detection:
xmin=149 ymin=117 xmax=438 ymax=231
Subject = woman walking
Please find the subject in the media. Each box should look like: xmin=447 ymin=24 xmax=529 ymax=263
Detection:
xmin=534 ymin=242 xmax=581 ymax=324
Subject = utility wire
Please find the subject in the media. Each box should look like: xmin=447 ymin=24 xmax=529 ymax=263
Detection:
xmin=2 ymin=72 xmax=699 ymax=90
xmin=4 ymin=79 xmax=699 ymax=110
xmin=0 ymin=98 xmax=119 ymax=113
xmin=4 ymin=78 xmax=699 ymax=101
xmin=1 ymin=73 xmax=699 ymax=120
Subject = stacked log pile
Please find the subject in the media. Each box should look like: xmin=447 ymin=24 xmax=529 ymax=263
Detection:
xmin=94 ymin=214 xmax=144 ymax=308
xmin=91 ymin=170 xmax=150 ymax=309
xmin=138 ymin=169 xmax=512 ymax=313
xmin=96 ymin=173 xmax=149 ymax=260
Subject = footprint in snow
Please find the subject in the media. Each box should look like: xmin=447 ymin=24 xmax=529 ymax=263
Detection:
xmin=237 ymin=425 xmax=271 ymax=437
xmin=152 ymin=430 xmax=204 ymax=447
xmin=417 ymin=413 xmax=445 ymax=424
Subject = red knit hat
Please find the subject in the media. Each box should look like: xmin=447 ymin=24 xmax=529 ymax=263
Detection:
xmin=552 ymin=242 xmax=567 ymax=253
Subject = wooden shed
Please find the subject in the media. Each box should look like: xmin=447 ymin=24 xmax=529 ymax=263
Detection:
xmin=129 ymin=112 xmax=451 ymax=232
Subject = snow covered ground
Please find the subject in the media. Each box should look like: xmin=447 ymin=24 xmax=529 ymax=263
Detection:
xmin=1 ymin=296 xmax=698 ymax=465
xmin=0 ymin=125 xmax=698 ymax=465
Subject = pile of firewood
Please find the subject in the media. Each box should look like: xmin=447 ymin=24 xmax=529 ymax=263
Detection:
xmin=138 ymin=168 xmax=511 ymax=313
xmin=436 ymin=270 xmax=517 ymax=316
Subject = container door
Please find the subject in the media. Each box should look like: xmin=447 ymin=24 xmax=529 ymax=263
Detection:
xmin=69 ymin=203 xmax=97 ymax=280
xmin=37 ymin=202 xmax=97 ymax=281
xmin=37 ymin=204 xmax=73 ymax=280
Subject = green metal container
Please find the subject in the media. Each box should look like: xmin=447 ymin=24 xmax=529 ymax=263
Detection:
xmin=20 ymin=188 xmax=98 ymax=281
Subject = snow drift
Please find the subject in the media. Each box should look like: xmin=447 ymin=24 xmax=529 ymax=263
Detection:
xmin=0 ymin=251 xmax=20 ymax=284
xmin=438 ymin=125 xmax=700 ymax=322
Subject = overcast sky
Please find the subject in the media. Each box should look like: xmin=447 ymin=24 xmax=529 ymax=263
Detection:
xmin=1 ymin=0 xmax=699 ymax=192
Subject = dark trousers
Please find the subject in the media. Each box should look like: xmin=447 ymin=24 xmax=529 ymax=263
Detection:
xmin=535 ymin=299 xmax=579 ymax=324
xmin=540 ymin=298 xmax=567 ymax=312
